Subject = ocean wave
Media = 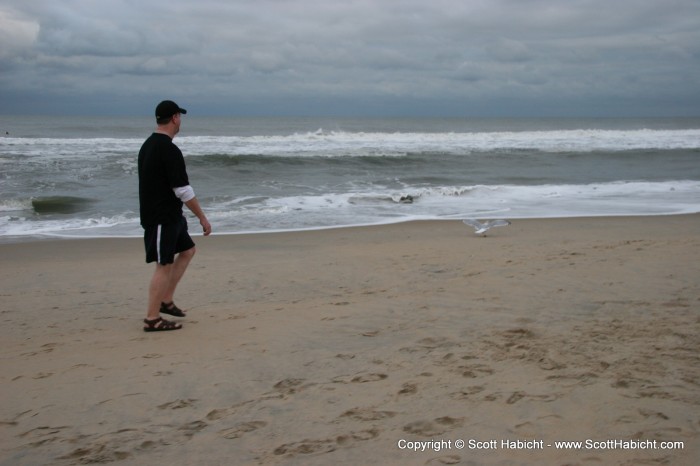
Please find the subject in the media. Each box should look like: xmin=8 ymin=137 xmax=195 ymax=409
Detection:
xmin=190 ymin=178 xmax=694 ymax=229
xmin=206 ymin=180 xmax=700 ymax=219
xmin=0 ymin=213 xmax=137 ymax=237
xmin=31 ymin=196 xmax=97 ymax=214
xmin=178 ymin=129 xmax=700 ymax=156
xmin=2 ymin=180 xmax=699 ymax=239
xmin=0 ymin=198 xmax=32 ymax=212
xmin=3 ymin=128 xmax=699 ymax=160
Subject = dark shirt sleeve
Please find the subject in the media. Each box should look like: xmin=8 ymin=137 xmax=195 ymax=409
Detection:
xmin=165 ymin=144 xmax=190 ymax=189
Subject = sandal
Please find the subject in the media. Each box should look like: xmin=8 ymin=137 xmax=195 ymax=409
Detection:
xmin=143 ymin=317 xmax=182 ymax=332
xmin=160 ymin=301 xmax=186 ymax=317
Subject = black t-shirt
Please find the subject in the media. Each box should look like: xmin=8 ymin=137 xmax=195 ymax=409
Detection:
xmin=138 ymin=133 xmax=190 ymax=227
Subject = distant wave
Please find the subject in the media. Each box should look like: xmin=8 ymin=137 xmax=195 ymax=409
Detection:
xmin=31 ymin=196 xmax=96 ymax=214
xmin=3 ymin=128 xmax=699 ymax=160
xmin=178 ymin=129 xmax=700 ymax=156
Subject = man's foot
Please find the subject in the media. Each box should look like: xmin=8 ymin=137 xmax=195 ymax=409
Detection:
xmin=160 ymin=301 xmax=186 ymax=317
xmin=143 ymin=317 xmax=182 ymax=332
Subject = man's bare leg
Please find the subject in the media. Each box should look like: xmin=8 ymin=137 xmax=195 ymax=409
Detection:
xmin=162 ymin=246 xmax=196 ymax=307
xmin=147 ymin=263 xmax=173 ymax=320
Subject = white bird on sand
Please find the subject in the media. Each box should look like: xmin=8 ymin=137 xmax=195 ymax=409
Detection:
xmin=463 ymin=219 xmax=511 ymax=235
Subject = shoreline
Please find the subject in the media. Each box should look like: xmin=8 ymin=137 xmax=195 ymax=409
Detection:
xmin=1 ymin=215 xmax=698 ymax=465
xmin=2 ymin=210 xmax=699 ymax=245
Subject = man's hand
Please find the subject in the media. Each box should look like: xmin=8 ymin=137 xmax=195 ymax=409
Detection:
xmin=184 ymin=197 xmax=211 ymax=236
xmin=200 ymin=217 xmax=212 ymax=236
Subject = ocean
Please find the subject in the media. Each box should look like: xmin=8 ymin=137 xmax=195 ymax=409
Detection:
xmin=1 ymin=115 xmax=699 ymax=241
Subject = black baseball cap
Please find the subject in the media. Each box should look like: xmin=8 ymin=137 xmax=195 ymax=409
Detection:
xmin=155 ymin=100 xmax=187 ymax=121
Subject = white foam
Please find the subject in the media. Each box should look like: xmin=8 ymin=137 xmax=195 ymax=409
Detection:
xmin=174 ymin=128 xmax=700 ymax=157
xmin=6 ymin=128 xmax=696 ymax=161
xmin=198 ymin=180 xmax=700 ymax=233
xmin=0 ymin=214 xmax=138 ymax=237
xmin=0 ymin=199 xmax=32 ymax=212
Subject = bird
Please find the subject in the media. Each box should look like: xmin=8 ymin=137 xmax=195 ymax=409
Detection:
xmin=463 ymin=219 xmax=511 ymax=235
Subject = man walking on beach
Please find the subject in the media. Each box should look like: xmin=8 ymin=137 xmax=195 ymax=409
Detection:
xmin=138 ymin=100 xmax=212 ymax=332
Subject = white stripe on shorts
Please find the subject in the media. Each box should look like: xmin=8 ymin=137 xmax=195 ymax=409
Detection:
xmin=156 ymin=224 xmax=162 ymax=264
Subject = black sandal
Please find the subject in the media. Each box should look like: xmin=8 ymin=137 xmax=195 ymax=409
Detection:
xmin=160 ymin=301 xmax=186 ymax=317
xmin=143 ymin=317 xmax=182 ymax=332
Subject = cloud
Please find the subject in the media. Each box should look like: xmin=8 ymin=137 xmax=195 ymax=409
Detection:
xmin=486 ymin=39 xmax=534 ymax=63
xmin=0 ymin=0 xmax=699 ymax=116
xmin=0 ymin=7 xmax=39 ymax=59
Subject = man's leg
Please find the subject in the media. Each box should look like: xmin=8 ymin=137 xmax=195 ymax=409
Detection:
xmin=147 ymin=263 xmax=173 ymax=320
xmin=162 ymin=246 xmax=196 ymax=306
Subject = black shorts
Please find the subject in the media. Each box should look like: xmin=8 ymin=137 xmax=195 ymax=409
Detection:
xmin=143 ymin=216 xmax=195 ymax=265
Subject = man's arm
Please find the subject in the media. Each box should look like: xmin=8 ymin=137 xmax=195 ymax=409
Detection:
xmin=185 ymin=197 xmax=212 ymax=236
xmin=173 ymin=186 xmax=211 ymax=236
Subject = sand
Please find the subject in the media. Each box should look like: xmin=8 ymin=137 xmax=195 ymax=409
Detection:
xmin=1 ymin=215 xmax=699 ymax=465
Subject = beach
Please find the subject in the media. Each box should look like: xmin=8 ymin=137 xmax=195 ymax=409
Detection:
xmin=1 ymin=215 xmax=699 ymax=465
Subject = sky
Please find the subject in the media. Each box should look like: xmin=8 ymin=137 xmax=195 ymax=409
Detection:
xmin=1 ymin=0 xmax=699 ymax=117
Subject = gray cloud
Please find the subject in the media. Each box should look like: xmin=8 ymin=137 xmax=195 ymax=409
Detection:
xmin=1 ymin=0 xmax=698 ymax=116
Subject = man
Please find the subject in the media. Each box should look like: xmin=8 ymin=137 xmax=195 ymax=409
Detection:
xmin=138 ymin=100 xmax=212 ymax=332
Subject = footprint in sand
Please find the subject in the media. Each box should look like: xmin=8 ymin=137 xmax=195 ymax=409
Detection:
xmin=219 ymin=421 xmax=267 ymax=439
xmin=514 ymin=415 xmax=563 ymax=437
xmin=19 ymin=425 xmax=70 ymax=446
xmin=483 ymin=391 xmax=560 ymax=404
xmin=178 ymin=420 xmax=207 ymax=439
xmin=456 ymin=364 xmax=495 ymax=378
xmin=58 ymin=446 xmax=131 ymax=464
xmin=398 ymin=382 xmax=418 ymax=395
xmin=403 ymin=417 xmax=463 ymax=437
xmin=157 ymin=399 xmax=198 ymax=410
xmin=500 ymin=328 xmax=536 ymax=341
xmin=449 ymin=385 xmax=485 ymax=400
xmin=638 ymin=409 xmax=670 ymax=420
xmin=273 ymin=438 xmax=336 ymax=456
xmin=538 ymin=357 xmax=566 ymax=371
xmin=340 ymin=407 xmax=396 ymax=422
xmin=2 ymin=410 xmax=32 ymax=426
xmin=351 ymin=373 xmax=388 ymax=383
xmin=400 ymin=337 xmax=457 ymax=354
xmin=21 ymin=343 xmax=60 ymax=357
xmin=425 ymin=455 xmax=461 ymax=465
xmin=207 ymin=408 xmax=234 ymax=421
xmin=617 ymin=409 xmax=670 ymax=424
xmin=417 ymin=337 xmax=456 ymax=349
xmin=273 ymin=428 xmax=379 ymax=457
xmin=141 ymin=353 xmax=162 ymax=359
xmin=273 ymin=378 xmax=306 ymax=395
xmin=331 ymin=373 xmax=388 ymax=384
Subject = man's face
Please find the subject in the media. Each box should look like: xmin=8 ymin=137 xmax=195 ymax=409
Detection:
xmin=173 ymin=113 xmax=182 ymax=134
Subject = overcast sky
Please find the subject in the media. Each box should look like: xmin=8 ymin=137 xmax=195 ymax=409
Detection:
xmin=1 ymin=0 xmax=699 ymax=117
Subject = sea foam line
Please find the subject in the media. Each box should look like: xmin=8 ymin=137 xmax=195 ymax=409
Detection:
xmin=3 ymin=128 xmax=699 ymax=158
